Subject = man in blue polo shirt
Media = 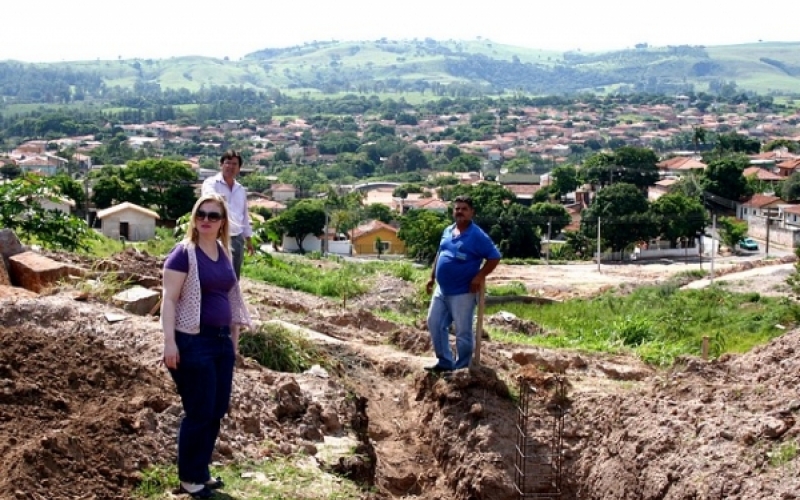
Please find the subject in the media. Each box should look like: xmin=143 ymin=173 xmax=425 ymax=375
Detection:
xmin=425 ymin=195 xmax=501 ymax=372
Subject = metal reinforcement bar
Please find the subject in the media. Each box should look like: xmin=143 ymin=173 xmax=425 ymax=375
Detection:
xmin=514 ymin=376 xmax=568 ymax=499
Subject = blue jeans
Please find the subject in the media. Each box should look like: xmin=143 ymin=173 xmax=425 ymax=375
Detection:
xmin=168 ymin=328 xmax=235 ymax=484
xmin=231 ymin=234 xmax=245 ymax=280
xmin=426 ymin=286 xmax=477 ymax=370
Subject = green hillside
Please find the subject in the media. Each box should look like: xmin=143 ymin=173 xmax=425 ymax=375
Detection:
xmin=2 ymin=39 xmax=800 ymax=99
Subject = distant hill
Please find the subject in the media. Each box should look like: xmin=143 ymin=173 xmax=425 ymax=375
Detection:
xmin=2 ymin=39 xmax=800 ymax=101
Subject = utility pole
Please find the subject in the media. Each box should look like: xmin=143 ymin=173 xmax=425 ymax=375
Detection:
xmin=710 ymin=215 xmax=716 ymax=283
xmin=765 ymin=215 xmax=771 ymax=257
xmin=597 ymin=217 xmax=602 ymax=272
xmin=546 ymin=218 xmax=552 ymax=265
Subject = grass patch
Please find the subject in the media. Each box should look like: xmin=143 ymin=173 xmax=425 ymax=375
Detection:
xmin=239 ymin=323 xmax=327 ymax=373
xmin=243 ymin=254 xmax=425 ymax=299
xmin=243 ymin=253 xmax=368 ymax=299
xmin=135 ymin=457 xmax=365 ymax=499
xmin=487 ymin=281 xmax=528 ymax=296
xmin=768 ymin=440 xmax=798 ymax=467
xmin=485 ymin=284 xmax=800 ymax=366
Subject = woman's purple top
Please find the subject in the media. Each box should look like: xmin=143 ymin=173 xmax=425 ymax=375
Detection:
xmin=164 ymin=244 xmax=237 ymax=327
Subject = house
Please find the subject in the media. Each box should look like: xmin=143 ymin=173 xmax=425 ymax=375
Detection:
xmin=781 ymin=204 xmax=800 ymax=229
xmin=656 ymin=156 xmax=706 ymax=177
xmin=349 ymin=220 xmax=405 ymax=256
xmin=271 ymin=183 xmax=297 ymax=202
xmin=648 ymin=179 xmax=678 ymax=201
xmin=776 ymin=158 xmax=800 ymax=178
xmin=96 ymin=202 xmax=160 ymax=242
xmin=36 ymin=194 xmax=76 ymax=214
xmin=406 ymin=198 xmax=450 ymax=214
xmin=248 ymin=197 xmax=287 ymax=215
xmin=743 ymin=166 xmax=783 ymax=189
xmin=737 ymin=194 xmax=782 ymax=221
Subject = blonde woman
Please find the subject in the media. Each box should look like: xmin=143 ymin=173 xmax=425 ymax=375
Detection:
xmin=161 ymin=194 xmax=251 ymax=498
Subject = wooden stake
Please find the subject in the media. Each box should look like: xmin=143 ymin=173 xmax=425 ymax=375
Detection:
xmin=149 ymin=297 xmax=162 ymax=316
xmin=701 ymin=336 xmax=710 ymax=360
xmin=474 ymin=282 xmax=486 ymax=366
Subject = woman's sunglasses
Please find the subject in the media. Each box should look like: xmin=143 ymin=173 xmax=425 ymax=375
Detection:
xmin=195 ymin=210 xmax=223 ymax=222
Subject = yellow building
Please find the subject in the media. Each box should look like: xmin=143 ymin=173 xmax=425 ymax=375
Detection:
xmin=350 ymin=220 xmax=405 ymax=256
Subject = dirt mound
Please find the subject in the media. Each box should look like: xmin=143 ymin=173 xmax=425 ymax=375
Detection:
xmin=0 ymin=325 xmax=173 ymax=499
xmin=562 ymin=330 xmax=800 ymax=499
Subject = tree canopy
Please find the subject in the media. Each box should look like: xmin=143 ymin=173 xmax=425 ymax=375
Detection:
xmin=0 ymin=175 xmax=95 ymax=251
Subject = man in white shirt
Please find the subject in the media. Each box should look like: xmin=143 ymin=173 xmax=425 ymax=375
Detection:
xmin=201 ymin=150 xmax=254 ymax=279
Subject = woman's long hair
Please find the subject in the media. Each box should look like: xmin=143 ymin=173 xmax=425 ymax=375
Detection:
xmin=183 ymin=193 xmax=232 ymax=258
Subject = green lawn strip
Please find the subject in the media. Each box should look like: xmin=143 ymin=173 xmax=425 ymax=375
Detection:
xmin=135 ymin=457 xmax=365 ymax=499
xmin=485 ymin=284 xmax=800 ymax=366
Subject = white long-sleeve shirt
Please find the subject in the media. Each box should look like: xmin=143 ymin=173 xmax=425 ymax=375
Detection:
xmin=201 ymin=173 xmax=253 ymax=238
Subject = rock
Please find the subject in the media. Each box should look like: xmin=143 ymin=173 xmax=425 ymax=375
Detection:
xmin=274 ymin=378 xmax=308 ymax=420
xmin=321 ymin=409 xmax=342 ymax=434
xmin=112 ymin=286 xmax=161 ymax=316
xmin=0 ymin=229 xmax=25 ymax=269
xmin=8 ymin=251 xmax=70 ymax=293
xmin=760 ymin=416 xmax=791 ymax=439
xmin=0 ymin=257 xmax=10 ymax=287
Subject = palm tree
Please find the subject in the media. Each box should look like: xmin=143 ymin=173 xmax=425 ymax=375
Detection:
xmin=692 ymin=126 xmax=707 ymax=155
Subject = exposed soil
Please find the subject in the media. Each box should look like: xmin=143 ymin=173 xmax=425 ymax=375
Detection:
xmin=2 ymin=249 xmax=800 ymax=499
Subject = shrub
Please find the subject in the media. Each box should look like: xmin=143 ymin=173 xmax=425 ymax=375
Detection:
xmin=239 ymin=323 xmax=324 ymax=373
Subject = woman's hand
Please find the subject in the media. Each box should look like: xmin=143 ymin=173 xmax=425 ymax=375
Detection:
xmin=163 ymin=342 xmax=179 ymax=369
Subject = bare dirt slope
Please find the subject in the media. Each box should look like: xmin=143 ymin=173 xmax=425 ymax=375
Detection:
xmin=2 ymin=251 xmax=800 ymax=499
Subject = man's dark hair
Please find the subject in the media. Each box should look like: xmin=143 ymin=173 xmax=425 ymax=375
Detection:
xmin=453 ymin=194 xmax=474 ymax=209
xmin=220 ymin=150 xmax=243 ymax=167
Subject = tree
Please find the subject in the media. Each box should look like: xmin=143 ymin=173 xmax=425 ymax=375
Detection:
xmin=479 ymin=203 xmax=541 ymax=259
xmin=580 ymin=183 xmax=658 ymax=252
xmin=91 ymin=166 xmax=136 ymax=209
xmin=691 ymin=126 xmax=707 ymax=154
xmin=669 ymin=173 xmax=706 ymax=202
xmin=782 ymin=172 xmax=800 ymax=202
xmin=714 ymin=132 xmax=761 ymax=156
xmin=375 ymin=236 xmax=384 ymax=259
xmin=549 ymin=164 xmax=580 ymax=198
xmin=51 ymin=173 xmax=86 ymax=211
xmin=763 ymin=139 xmax=800 ymax=154
xmin=649 ymin=193 xmax=707 ymax=247
xmin=240 ymin=174 xmax=274 ymax=194
xmin=446 ymin=154 xmax=481 ymax=172
xmin=581 ymin=147 xmax=659 ymax=191
xmin=364 ymin=203 xmax=393 ymax=224
xmin=0 ymin=163 xmax=22 ymax=180
xmin=529 ymin=202 xmax=572 ymax=236
xmin=126 ymin=158 xmax=197 ymax=220
xmin=397 ymin=209 xmax=449 ymax=263
xmin=0 ymin=175 xmax=95 ymax=251
xmin=717 ymin=216 xmax=748 ymax=254
xmin=440 ymin=182 xmax=516 ymax=215
xmin=271 ymin=200 xmax=326 ymax=254
xmin=704 ymin=155 xmax=752 ymax=201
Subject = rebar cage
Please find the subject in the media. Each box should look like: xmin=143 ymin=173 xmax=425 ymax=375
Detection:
xmin=514 ymin=375 xmax=568 ymax=499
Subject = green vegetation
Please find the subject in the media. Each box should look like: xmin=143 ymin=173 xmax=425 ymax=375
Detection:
xmin=487 ymin=281 xmax=528 ymax=296
xmin=767 ymin=440 xmax=798 ymax=467
xmin=243 ymin=254 xmax=368 ymax=299
xmin=486 ymin=283 xmax=800 ymax=366
xmin=135 ymin=458 xmax=364 ymax=499
xmin=243 ymin=253 xmax=426 ymax=299
xmin=0 ymin=175 xmax=97 ymax=252
xmin=239 ymin=323 xmax=326 ymax=373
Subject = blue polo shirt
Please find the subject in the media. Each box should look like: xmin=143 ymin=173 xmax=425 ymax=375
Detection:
xmin=435 ymin=222 xmax=501 ymax=295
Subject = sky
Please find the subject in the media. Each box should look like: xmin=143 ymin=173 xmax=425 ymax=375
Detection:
xmin=3 ymin=0 xmax=797 ymax=62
